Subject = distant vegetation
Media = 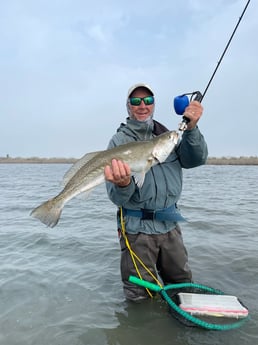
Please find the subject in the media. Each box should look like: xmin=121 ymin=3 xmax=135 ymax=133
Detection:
xmin=1 ymin=156 xmax=258 ymax=165
xmin=207 ymin=156 xmax=258 ymax=165
xmin=0 ymin=157 xmax=77 ymax=164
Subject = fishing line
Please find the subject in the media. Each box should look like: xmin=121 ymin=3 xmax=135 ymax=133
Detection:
xmin=174 ymin=0 xmax=251 ymax=118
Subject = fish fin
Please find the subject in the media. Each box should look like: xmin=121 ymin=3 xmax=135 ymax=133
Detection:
xmin=132 ymin=158 xmax=154 ymax=188
xmin=62 ymin=151 xmax=102 ymax=186
xmin=30 ymin=197 xmax=64 ymax=228
xmin=132 ymin=172 xmax=146 ymax=188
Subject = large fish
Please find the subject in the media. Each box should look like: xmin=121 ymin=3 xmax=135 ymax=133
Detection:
xmin=30 ymin=130 xmax=179 ymax=227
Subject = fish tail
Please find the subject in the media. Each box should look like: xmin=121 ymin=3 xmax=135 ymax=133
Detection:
xmin=30 ymin=197 xmax=64 ymax=228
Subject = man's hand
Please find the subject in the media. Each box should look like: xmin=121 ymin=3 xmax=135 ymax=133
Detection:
xmin=104 ymin=159 xmax=131 ymax=187
xmin=184 ymin=100 xmax=203 ymax=130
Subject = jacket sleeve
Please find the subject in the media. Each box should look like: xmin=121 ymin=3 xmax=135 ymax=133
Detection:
xmin=176 ymin=126 xmax=208 ymax=168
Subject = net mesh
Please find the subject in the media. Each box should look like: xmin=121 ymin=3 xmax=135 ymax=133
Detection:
xmin=163 ymin=285 xmax=249 ymax=330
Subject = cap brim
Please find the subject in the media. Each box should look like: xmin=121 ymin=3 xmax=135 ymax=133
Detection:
xmin=127 ymin=83 xmax=154 ymax=98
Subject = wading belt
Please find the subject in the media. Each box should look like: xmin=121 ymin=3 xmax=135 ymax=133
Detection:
xmin=122 ymin=204 xmax=186 ymax=222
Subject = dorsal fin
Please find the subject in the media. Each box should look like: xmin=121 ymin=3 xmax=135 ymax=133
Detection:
xmin=62 ymin=151 xmax=101 ymax=186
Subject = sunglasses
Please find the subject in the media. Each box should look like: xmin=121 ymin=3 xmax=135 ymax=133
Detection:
xmin=129 ymin=96 xmax=154 ymax=106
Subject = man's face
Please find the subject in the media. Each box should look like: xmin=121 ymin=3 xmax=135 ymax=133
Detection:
xmin=128 ymin=87 xmax=154 ymax=122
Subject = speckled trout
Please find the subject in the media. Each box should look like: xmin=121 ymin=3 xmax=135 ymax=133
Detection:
xmin=30 ymin=130 xmax=179 ymax=227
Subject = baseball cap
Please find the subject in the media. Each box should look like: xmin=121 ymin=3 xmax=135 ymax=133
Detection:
xmin=127 ymin=83 xmax=154 ymax=98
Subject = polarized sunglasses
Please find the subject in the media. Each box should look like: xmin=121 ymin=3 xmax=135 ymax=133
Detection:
xmin=129 ymin=96 xmax=154 ymax=106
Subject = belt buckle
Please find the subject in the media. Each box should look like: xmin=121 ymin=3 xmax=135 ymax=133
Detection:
xmin=141 ymin=209 xmax=155 ymax=220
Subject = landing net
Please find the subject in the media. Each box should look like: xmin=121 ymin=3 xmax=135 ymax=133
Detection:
xmin=129 ymin=276 xmax=249 ymax=331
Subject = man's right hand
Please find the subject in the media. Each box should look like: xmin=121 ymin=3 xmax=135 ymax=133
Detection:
xmin=104 ymin=159 xmax=131 ymax=187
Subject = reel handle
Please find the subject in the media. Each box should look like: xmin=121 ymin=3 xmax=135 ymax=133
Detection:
xmin=193 ymin=91 xmax=203 ymax=102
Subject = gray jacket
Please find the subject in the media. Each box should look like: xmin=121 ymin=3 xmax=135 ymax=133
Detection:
xmin=106 ymin=118 xmax=208 ymax=234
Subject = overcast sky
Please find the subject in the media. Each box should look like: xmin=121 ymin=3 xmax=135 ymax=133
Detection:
xmin=1 ymin=0 xmax=257 ymax=158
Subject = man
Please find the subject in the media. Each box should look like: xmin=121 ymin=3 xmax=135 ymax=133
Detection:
xmin=104 ymin=83 xmax=208 ymax=301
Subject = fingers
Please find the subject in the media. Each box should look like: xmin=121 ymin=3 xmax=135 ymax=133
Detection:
xmin=184 ymin=100 xmax=203 ymax=130
xmin=104 ymin=159 xmax=131 ymax=187
xmin=111 ymin=159 xmax=131 ymax=179
xmin=104 ymin=165 xmax=114 ymax=181
xmin=184 ymin=101 xmax=203 ymax=119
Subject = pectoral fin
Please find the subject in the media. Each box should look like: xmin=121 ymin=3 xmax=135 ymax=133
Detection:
xmin=132 ymin=156 xmax=157 ymax=188
xmin=132 ymin=172 xmax=146 ymax=188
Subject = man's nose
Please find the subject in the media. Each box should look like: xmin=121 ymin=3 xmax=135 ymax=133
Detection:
xmin=138 ymin=99 xmax=146 ymax=107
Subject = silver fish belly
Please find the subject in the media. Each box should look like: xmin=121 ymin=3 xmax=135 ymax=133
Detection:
xmin=30 ymin=130 xmax=178 ymax=227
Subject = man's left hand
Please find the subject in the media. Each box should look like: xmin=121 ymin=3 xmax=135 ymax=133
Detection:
xmin=184 ymin=100 xmax=203 ymax=130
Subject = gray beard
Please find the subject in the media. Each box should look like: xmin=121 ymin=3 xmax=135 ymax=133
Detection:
xmin=126 ymin=100 xmax=155 ymax=124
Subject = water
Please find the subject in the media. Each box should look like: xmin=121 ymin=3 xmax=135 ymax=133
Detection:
xmin=0 ymin=163 xmax=257 ymax=345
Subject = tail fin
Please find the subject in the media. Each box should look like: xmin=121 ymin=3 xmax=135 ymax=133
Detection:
xmin=30 ymin=197 xmax=64 ymax=228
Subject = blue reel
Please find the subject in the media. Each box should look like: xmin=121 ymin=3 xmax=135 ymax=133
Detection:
xmin=174 ymin=95 xmax=190 ymax=115
xmin=174 ymin=91 xmax=203 ymax=115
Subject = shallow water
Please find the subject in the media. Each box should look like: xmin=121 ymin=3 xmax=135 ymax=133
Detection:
xmin=0 ymin=164 xmax=257 ymax=345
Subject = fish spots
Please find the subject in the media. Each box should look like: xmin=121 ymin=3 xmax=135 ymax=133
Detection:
xmin=123 ymin=150 xmax=132 ymax=155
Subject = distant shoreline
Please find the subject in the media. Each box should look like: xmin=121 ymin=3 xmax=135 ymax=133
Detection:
xmin=0 ymin=157 xmax=258 ymax=165
xmin=0 ymin=157 xmax=77 ymax=164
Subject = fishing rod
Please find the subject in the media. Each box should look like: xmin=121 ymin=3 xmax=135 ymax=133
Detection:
xmin=175 ymin=0 xmax=251 ymax=131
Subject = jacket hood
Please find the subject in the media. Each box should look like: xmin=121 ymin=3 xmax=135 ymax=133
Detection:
xmin=117 ymin=117 xmax=154 ymax=141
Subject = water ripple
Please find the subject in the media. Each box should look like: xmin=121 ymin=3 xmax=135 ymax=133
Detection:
xmin=0 ymin=164 xmax=257 ymax=345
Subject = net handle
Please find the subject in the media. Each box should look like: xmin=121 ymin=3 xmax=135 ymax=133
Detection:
xmin=129 ymin=276 xmax=162 ymax=292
